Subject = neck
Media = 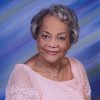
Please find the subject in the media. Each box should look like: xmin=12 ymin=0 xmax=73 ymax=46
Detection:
xmin=35 ymin=54 xmax=63 ymax=73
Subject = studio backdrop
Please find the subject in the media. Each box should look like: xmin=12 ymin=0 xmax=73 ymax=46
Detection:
xmin=0 ymin=0 xmax=100 ymax=100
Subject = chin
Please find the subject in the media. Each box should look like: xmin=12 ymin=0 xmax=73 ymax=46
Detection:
xmin=45 ymin=57 xmax=59 ymax=63
xmin=43 ymin=53 xmax=63 ymax=63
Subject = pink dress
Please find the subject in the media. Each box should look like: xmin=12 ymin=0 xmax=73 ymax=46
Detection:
xmin=5 ymin=57 xmax=91 ymax=100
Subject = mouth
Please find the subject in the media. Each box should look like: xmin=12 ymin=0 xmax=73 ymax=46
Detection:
xmin=46 ymin=50 xmax=59 ymax=55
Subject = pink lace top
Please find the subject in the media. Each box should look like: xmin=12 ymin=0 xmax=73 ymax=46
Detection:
xmin=5 ymin=57 xmax=91 ymax=100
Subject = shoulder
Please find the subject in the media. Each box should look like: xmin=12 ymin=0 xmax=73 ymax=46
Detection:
xmin=67 ymin=56 xmax=90 ymax=84
xmin=66 ymin=56 xmax=91 ymax=98
xmin=66 ymin=56 xmax=87 ymax=80
xmin=67 ymin=56 xmax=85 ymax=69
xmin=67 ymin=56 xmax=82 ymax=64
xmin=64 ymin=56 xmax=86 ymax=79
xmin=65 ymin=56 xmax=84 ymax=68
xmin=68 ymin=56 xmax=86 ymax=73
xmin=7 ymin=64 xmax=33 ymax=87
xmin=6 ymin=64 xmax=42 ymax=99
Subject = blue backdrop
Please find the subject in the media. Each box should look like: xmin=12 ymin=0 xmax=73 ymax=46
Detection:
xmin=0 ymin=0 xmax=100 ymax=100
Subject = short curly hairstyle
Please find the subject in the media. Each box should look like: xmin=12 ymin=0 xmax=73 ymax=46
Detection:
xmin=30 ymin=5 xmax=79 ymax=44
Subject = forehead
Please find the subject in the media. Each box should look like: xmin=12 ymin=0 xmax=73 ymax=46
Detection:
xmin=40 ymin=15 xmax=69 ymax=34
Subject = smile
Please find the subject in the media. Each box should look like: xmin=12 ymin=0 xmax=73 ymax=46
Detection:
xmin=46 ymin=50 xmax=59 ymax=55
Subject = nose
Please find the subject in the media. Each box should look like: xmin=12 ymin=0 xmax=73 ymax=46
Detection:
xmin=48 ymin=38 xmax=58 ymax=48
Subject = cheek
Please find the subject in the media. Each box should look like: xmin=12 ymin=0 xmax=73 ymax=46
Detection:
xmin=37 ymin=37 xmax=46 ymax=50
xmin=59 ymin=41 xmax=70 ymax=52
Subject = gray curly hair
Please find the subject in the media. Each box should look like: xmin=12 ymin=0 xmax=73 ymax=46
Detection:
xmin=30 ymin=5 xmax=79 ymax=44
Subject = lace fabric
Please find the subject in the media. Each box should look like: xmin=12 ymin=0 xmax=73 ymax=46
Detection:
xmin=71 ymin=58 xmax=91 ymax=100
xmin=5 ymin=57 xmax=91 ymax=100
xmin=6 ymin=84 xmax=40 ymax=100
xmin=5 ymin=64 xmax=41 ymax=100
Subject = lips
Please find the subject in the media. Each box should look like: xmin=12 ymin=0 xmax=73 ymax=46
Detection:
xmin=46 ymin=50 xmax=59 ymax=55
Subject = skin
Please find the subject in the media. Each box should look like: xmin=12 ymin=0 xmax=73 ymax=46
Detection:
xmin=37 ymin=15 xmax=70 ymax=63
xmin=25 ymin=15 xmax=73 ymax=81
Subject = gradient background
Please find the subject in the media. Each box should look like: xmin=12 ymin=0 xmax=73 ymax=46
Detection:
xmin=0 ymin=0 xmax=100 ymax=100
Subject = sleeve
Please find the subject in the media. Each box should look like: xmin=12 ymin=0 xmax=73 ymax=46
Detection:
xmin=72 ymin=58 xmax=91 ymax=100
xmin=5 ymin=64 xmax=41 ymax=100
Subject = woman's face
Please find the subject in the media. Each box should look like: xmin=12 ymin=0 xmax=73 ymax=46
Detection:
xmin=37 ymin=15 xmax=71 ymax=63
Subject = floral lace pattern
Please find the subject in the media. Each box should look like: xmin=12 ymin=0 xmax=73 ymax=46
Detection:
xmin=6 ymin=59 xmax=91 ymax=100
xmin=6 ymin=84 xmax=40 ymax=100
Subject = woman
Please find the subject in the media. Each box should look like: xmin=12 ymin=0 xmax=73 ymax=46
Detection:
xmin=6 ymin=5 xmax=91 ymax=100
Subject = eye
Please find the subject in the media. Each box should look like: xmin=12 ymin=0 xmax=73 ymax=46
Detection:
xmin=41 ymin=34 xmax=49 ymax=39
xmin=58 ymin=37 xmax=66 ymax=40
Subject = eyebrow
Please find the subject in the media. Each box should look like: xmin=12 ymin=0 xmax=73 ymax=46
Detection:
xmin=40 ymin=31 xmax=50 ymax=35
xmin=40 ymin=31 xmax=67 ymax=36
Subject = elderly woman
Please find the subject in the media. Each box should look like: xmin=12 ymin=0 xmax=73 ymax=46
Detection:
xmin=6 ymin=5 xmax=91 ymax=100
